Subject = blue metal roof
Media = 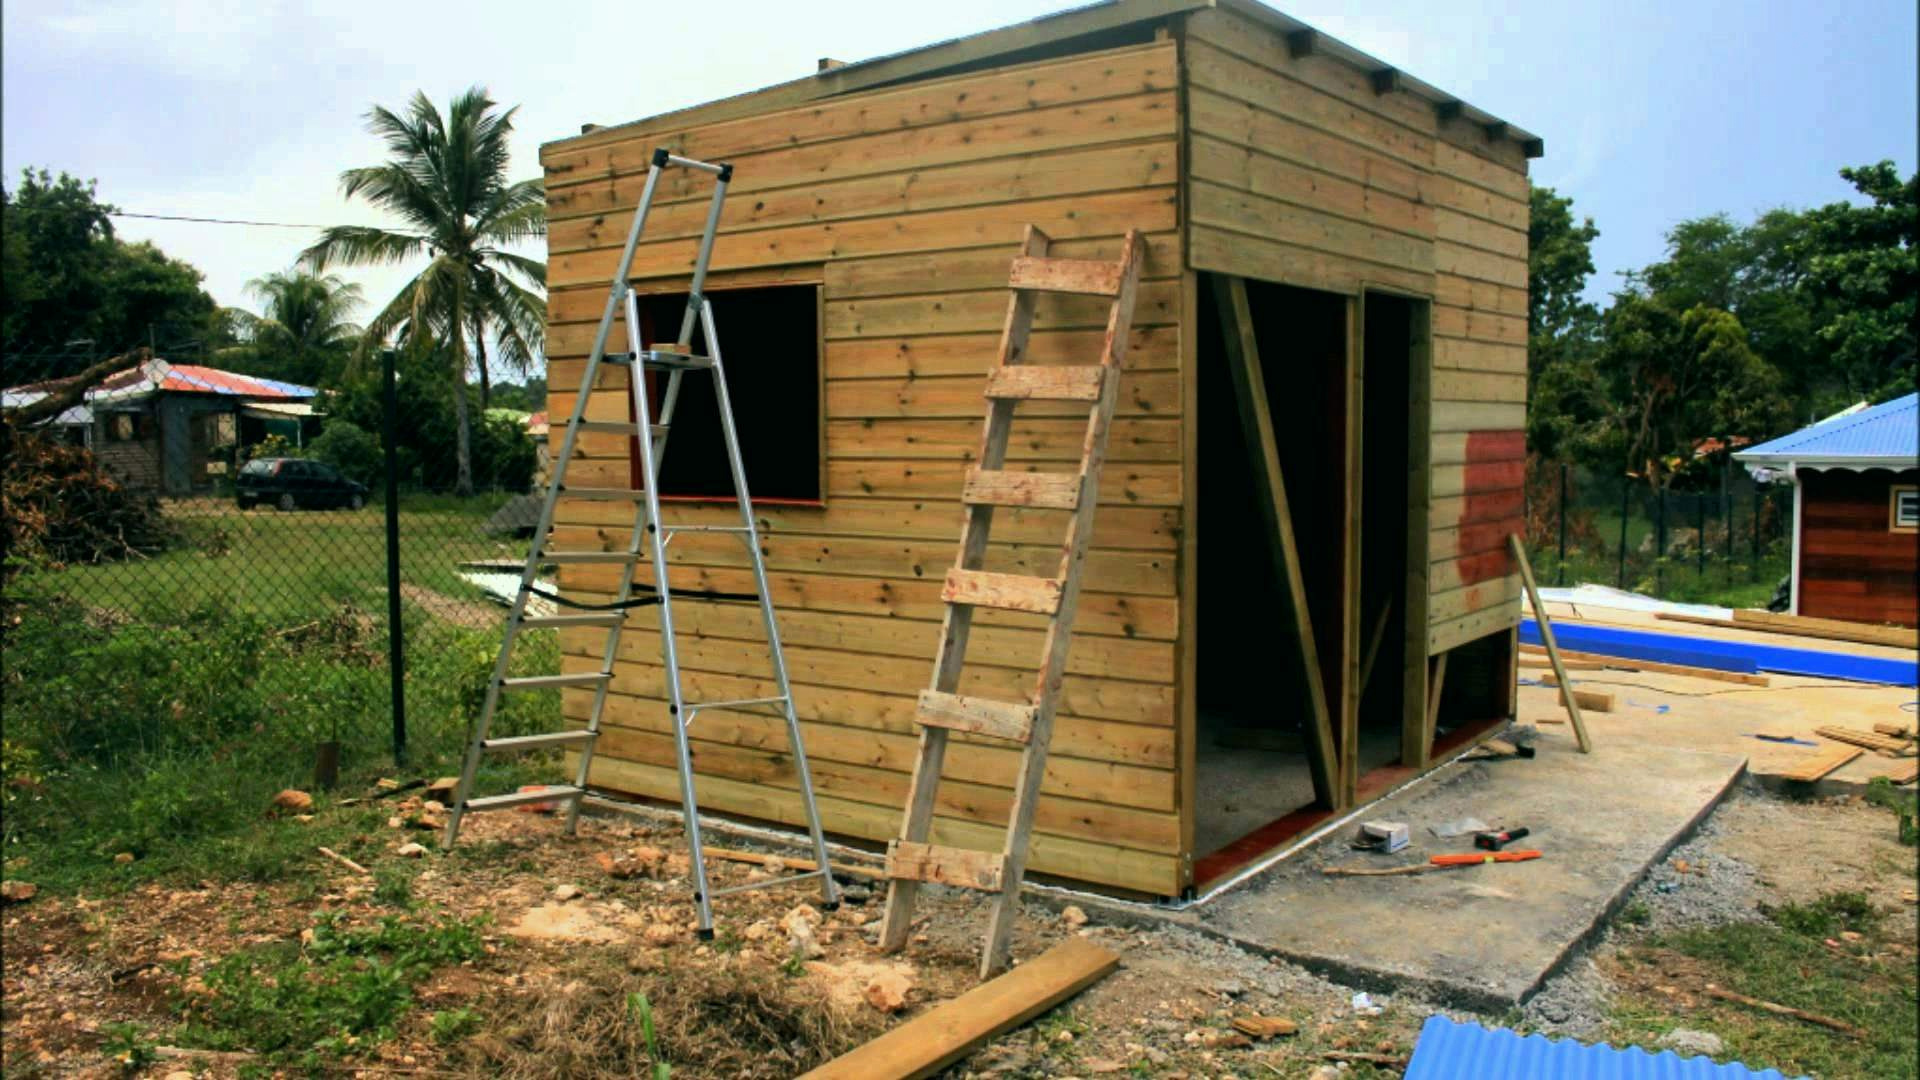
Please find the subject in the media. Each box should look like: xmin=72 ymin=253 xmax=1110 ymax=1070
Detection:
xmin=1405 ymin=1017 xmax=1798 ymax=1080
xmin=1735 ymin=393 xmax=1918 ymax=467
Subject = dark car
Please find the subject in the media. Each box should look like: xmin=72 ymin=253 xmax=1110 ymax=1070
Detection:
xmin=236 ymin=457 xmax=367 ymax=511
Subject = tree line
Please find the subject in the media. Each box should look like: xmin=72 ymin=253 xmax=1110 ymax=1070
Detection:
xmin=1527 ymin=162 xmax=1916 ymax=492
xmin=0 ymin=87 xmax=545 ymax=497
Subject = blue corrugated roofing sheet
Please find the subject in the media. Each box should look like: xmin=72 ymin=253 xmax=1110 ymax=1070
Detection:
xmin=1736 ymin=393 xmax=1918 ymax=466
xmin=1405 ymin=1017 xmax=1798 ymax=1079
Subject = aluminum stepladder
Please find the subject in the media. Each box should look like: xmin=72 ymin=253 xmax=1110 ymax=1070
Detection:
xmin=877 ymin=226 xmax=1145 ymax=978
xmin=442 ymin=147 xmax=840 ymax=935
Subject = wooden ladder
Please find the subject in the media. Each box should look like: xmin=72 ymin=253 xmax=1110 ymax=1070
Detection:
xmin=877 ymin=225 xmax=1146 ymax=978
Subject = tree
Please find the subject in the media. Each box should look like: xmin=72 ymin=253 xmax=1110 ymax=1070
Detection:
xmin=300 ymin=88 xmax=546 ymax=496
xmin=221 ymin=269 xmax=364 ymax=386
xmin=1526 ymin=186 xmax=1603 ymax=460
xmin=1592 ymin=294 xmax=1788 ymax=490
xmin=1793 ymin=162 xmax=1917 ymax=406
xmin=0 ymin=169 xmax=219 ymax=368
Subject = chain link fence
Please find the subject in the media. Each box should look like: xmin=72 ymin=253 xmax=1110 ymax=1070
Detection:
xmin=3 ymin=346 xmax=561 ymax=865
xmin=1525 ymin=457 xmax=1795 ymax=607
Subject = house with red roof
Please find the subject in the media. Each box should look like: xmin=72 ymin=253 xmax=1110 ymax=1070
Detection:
xmin=3 ymin=359 xmax=318 ymax=495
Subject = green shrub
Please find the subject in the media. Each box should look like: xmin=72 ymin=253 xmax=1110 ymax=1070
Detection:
xmin=309 ymin=420 xmax=383 ymax=488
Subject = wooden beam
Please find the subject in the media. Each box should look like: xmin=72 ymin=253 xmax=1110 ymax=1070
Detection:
xmin=1401 ymin=301 xmax=1433 ymax=768
xmin=1519 ymin=644 xmax=1772 ymax=686
xmin=1340 ymin=293 xmax=1365 ymax=806
xmin=1370 ymin=68 xmax=1401 ymax=95
xmin=1435 ymin=100 xmax=1464 ymax=123
xmin=1211 ymin=274 xmax=1339 ymax=808
xmin=1509 ymin=535 xmax=1592 ymax=753
xmin=1286 ymin=29 xmax=1317 ymax=58
xmin=1357 ymin=602 xmax=1392 ymax=700
xmin=799 ymin=938 xmax=1120 ymax=1080
xmin=1424 ymin=652 xmax=1449 ymax=750
xmin=1483 ymin=121 xmax=1509 ymax=143
xmin=1532 ymin=674 xmax=1616 ymax=713
xmin=1778 ymin=744 xmax=1862 ymax=783
xmin=1656 ymin=610 xmax=1918 ymax=650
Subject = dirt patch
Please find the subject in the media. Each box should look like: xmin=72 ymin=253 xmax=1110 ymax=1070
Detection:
xmin=400 ymin=583 xmax=502 ymax=629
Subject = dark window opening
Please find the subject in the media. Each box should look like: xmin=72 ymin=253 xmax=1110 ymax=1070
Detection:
xmin=629 ymin=284 xmax=822 ymax=504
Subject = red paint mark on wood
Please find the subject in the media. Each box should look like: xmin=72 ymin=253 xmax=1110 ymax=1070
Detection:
xmin=1464 ymin=429 xmax=1525 ymax=462
xmin=1451 ymin=549 xmax=1511 ymax=587
xmin=1462 ymin=459 xmax=1525 ymax=492
xmin=1457 ymin=516 xmax=1526 ymax=559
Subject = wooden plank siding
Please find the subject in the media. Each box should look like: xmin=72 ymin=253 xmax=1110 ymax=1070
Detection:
xmin=1796 ymin=469 xmax=1920 ymax=628
xmin=1178 ymin=7 xmax=1528 ymax=659
xmin=540 ymin=40 xmax=1187 ymax=895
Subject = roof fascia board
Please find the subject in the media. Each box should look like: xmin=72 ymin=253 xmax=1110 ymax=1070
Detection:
xmin=1213 ymin=0 xmax=1542 ymax=155
xmin=1735 ymin=453 xmax=1920 ymax=469
xmin=543 ymin=0 xmax=1204 ymax=158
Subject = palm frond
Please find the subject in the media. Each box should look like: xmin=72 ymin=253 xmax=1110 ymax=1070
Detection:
xmin=483 ymin=249 xmax=547 ymax=289
xmin=300 ymin=226 xmax=429 ymax=273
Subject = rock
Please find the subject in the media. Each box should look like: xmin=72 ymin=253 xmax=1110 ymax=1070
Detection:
xmin=422 ymin=799 xmax=446 ymax=814
xmin=113 ymin=852 xmax=135 ymax=865
xmin=744 ymin=920 xmax=776 ymax=942
xmin=506 ymin=904 xmax=622 ymax=943
xmin=643 ymin=922 xmax=681 ymax=947
xmin=595 ymin=852 xmax=641 ymax=879
xmin=803 ymin=959 xmax=916 ymax=1012
xmin=0 ymin=881 xmax=36 ymax=903
xmin=1309 ymin=1067 xmax=1342 ymax=1080
xmin=863 ymin=968 xmax=913 ymax=1013
xmin=1061 ymin=905 xmax=1089 ymax=929
xmin=271 ymin=789 xmax=313 ymax=814
xmin=395 ymin=842 xmax=428 ymax=858
xmin=787 ymin=918 xmax=824 ymax=960
xmin=1231 ymin=1016 xmax=1297 ymax=1040
xmin=165 ymin=1071 xmax=195 ymax=1080
xmin=780 ymin=903 xmax=823 ymax=935
xmin=631 ymin=846 xmax=667 ymax=877
xmin=1083 ymin=1060 xmax=1127 ymax=1075
xmin=554 ymin=883 xmax=583 ymax=902
xmin=1658 ymin=1028 xmax=1725 ymax=1057
xmin=426 ymin=776 xmax=459 ymax=801
xmin=387 ymin=815 xmax=405 ymax=829
xmin=1214 ymin=978 xmax=1245 ymax=997
xmin=375 ymin=777 xmax=402 ymax=791
xmin=839 ymin=882 xmax=873 ymax=905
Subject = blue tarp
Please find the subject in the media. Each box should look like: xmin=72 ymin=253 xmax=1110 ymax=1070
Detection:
xmin=1406 ymin=1016 xmax=1798 ymax=1079
xmin=1521 ymin=619 xmax=1917 ymax=687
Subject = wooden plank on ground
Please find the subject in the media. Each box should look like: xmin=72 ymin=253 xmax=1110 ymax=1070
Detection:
xmin=1778 ymin=745 xmax=1863 ymax=783
xmin=1814 ymin=726 xmax=1917 ymax=757
xmin=1873 ymin=759 xmax=1918 ymax=785
xmin=799 ymin=938 xmax=1121 ymax=1079
xmin=1531 ymin=674 xmax=1616 ymax=713
xmin=1657 ymin=610 xmax=1919 ymax=651
xmin=1729 ymin=609 xmax=1919 ymax=651
xmin=1873 ymin=721 xmax=1916 ymax=739
xmin=1519 ymin=644 xmax=1772 ymax=687
xmin=1518 ymin=655 xmax=1607 ymax=671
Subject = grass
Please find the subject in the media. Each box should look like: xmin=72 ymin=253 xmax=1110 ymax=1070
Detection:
xmin=27 ymin=495 xmax=523 ymax=623
xmin=1609 ymin=891 xmax=1919 ymax=1078
xmin=2 ymin=502 xmax=562 ymax=895
xmin=169 ymin=909 xmax=487 ymax=1070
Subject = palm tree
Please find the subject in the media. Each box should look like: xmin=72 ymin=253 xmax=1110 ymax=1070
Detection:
xmin=222 ymin=269 xmax=364 ymax=386
xmin=301 ymin=86 xmax=545 ymax=495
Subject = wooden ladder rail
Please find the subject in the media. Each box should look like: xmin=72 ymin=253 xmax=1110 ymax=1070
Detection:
xmin=877 ymin=225 xmax=1146 ymax=979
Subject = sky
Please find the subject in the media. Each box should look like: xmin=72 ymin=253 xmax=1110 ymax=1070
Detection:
xmin=3 ymin=0 xmax=1915 ymax=356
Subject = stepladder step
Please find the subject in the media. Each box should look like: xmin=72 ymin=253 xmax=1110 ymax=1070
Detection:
xmin=962 ymin=468 xmax=1083 ymax=510
xmin=886 ymin=840 xmax=1007 ymax=891
xmin=559 ymin=486 xmax=650 ymax=501
xmin=538 ymin=550 xmax=635 ymax=565
xmin=482 ymin=729 xmax=596 ymax=753
xmin=983 ymin=364 xmax=1105 ymax=402
xmin=915 ymin=690 xmax=1036 ymax=743
xmin=520 ymin=613 xmax=626 ymax=629
xmin=576 ymin=420 xmax=667 ymax=438
xmin=463 ymin=784 xmax=585 ymax=812
xmin=1007 ymin=254 xmax=1124 ymax=296
xmin=503 ymin=672 xmax=610 ymax=690
xmin=942 ymin=568 xmax=1063 ymax=615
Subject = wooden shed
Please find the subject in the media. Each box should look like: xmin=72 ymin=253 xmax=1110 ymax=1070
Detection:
xmin=540 ymin=0 xmax=1538 ymax=898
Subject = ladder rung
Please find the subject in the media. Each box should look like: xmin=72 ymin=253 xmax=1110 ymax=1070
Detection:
xmin=943 ymin=568 xmax=1063 ymax=616
xmin=1007 ymin=255 xmax=1124 ymax=297
xmin=540 ymin=550 xmax=634 ymax=565
xmin=961 ymin=468 xmax=1083 ymax=510
xmin=685 ymin=695 xmax=788 ymax=713
xmin=463 ymin=784 xmax=586 ymax=812
xmin=602 ymin=350 xmax=634 ymax=365
xmin=560 ymin=486 xmax=648 ymax=501
xmin=576 ymin=420 xmax=667 ymax=437
xmin=983 ymin=365 xmax=1105 ymax=403
xmin=915 ymin=690 xmax=1035 ymax=743
xmin=886 ymin=840 xmax=1006 ymax=891
xmin=640 ymin=348 xmax=713 ymax=371
xmin=502 ymin=672 xmax=611 ymax=690
xmin=482 ymin=730 xmax=597 ymax=752
xmin=520 ymin=613 xmax=625 ymax=629
xmin=709 ymin=868 xmax=827 ymax=899
xmin=665 ymin=525 xmax=752 ymax=534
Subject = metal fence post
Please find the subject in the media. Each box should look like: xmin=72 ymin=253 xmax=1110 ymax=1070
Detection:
xmin=383 ymin=349 xmax=407 ymax=765
xmin=1656 ymin=485 xmax=1667 ymax=594
xmin=1557 ymin=463 xmax=1568 ymax=587
xmin=1617 ymin=475 xmax=1630 ymax=589
xmin=1695 ymin=488 xmax=1705 ymax=577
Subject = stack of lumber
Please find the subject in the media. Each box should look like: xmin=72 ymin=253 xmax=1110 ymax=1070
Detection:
xmin=1815 ymin=726 xmax=1918 ymax=757
xmin=1656 ymin=610 xmax=1919 ymax=651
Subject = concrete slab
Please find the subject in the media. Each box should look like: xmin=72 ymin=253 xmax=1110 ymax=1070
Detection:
xmin=1169 ymin=729 xmax=1745 ymax=1010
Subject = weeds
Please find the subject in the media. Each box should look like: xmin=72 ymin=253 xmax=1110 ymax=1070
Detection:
xmin=1763 ymin=890 xmax=1876 ymax=938
xmin=170 ymin=910 xmax=485 ymax=1069
xmin=431 ymin=1007 xmax=483 ymax=1046
xmin=98 ymin=1022 xmax=156 ymax=1075
xmin=374 ymin=864 xmax=416 ymax=908
xmin=627 ymin=992 xmax=671 ymax=1080
xmin=1863 ymin=777 xmax=1918 ymax=846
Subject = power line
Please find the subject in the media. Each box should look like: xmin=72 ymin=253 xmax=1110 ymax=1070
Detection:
xmin=3 ymin=203 xmax=366 ymax=230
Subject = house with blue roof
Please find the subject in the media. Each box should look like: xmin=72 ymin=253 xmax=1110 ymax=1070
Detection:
xmin=1735 ymin=393 xmax=1918 ymax=627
